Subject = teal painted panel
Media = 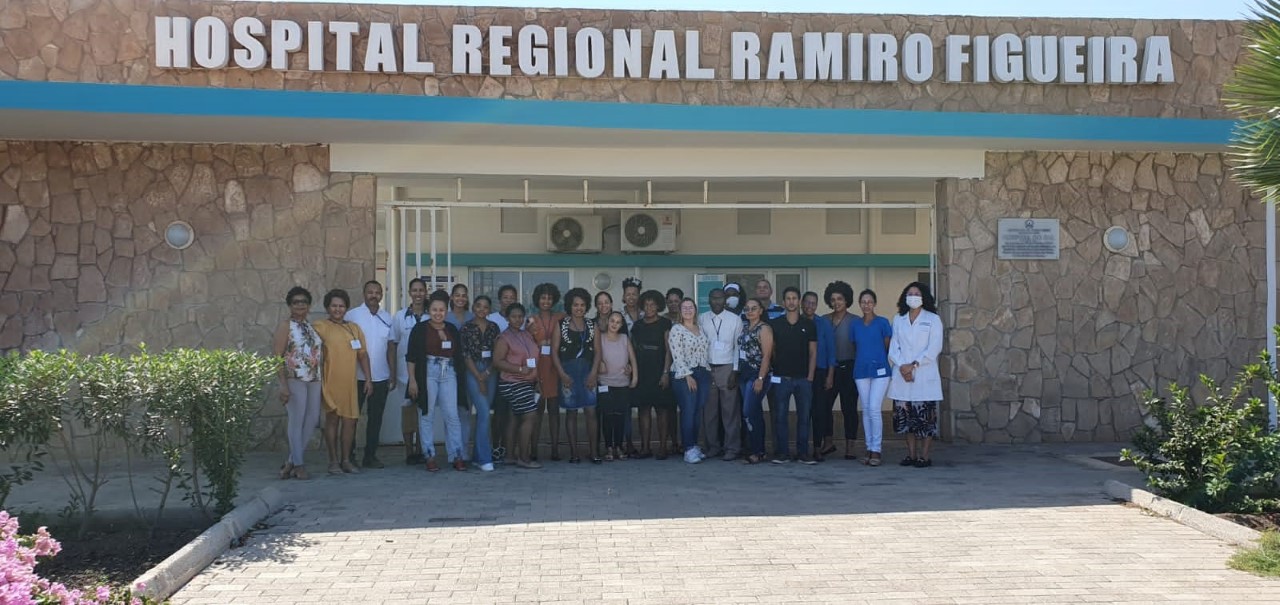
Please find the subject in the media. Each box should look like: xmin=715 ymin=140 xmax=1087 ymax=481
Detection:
xmin=411 ymin=253 xmax=930 ymax=268
xmin=0 ymin=80 xmax=1234 ymax=146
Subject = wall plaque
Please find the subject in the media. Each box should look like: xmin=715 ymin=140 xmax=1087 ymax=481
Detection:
xmin=997 ymin=218 xmax=1060 ymax=260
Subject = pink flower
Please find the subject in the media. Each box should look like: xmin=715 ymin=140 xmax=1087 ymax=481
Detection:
xmin=95 ymin=585 xmax=111 ymax=601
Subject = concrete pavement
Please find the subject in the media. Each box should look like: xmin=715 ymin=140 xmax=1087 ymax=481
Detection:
xmin=158 ymin=443 xmax=1280 ymax=604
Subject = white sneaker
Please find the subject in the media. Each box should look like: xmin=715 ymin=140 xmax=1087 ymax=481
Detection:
xmin=683 ymin=449 xmax=702 ymax=464
xmin=695 ymin=447 xmax=707 ymax=460
xmin=479 ymin=463 xmax=495 ymax=472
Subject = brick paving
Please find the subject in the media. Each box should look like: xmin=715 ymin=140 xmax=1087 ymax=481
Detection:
xmin=170 ymin=445 xmax=1280 ymax=604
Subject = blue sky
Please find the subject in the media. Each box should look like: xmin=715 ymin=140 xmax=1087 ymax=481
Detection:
xmin=256 ymin=0 xmax=1256 ymax=20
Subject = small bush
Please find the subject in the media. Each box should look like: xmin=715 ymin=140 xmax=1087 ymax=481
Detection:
xmin=0 ymin=351 xmax=73 ymax=509
xmin=1121 ymin=352 xmax=1280 ymax=514
xmin=1230 ymin=531 xmax=1280 ymax=577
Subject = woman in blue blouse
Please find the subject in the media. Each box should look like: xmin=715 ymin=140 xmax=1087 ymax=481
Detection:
xmin=849 ymin=289 xmax=892 ymax=466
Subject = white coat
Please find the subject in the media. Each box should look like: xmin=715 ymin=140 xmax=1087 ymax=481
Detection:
xmin=887 ymin=309 xmax=944 ymax=402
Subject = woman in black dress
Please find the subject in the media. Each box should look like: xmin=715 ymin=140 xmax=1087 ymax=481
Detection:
xmin=630 ymin=290 xmax=673 ymax=459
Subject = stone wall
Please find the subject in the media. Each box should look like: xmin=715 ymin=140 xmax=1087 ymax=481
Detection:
xmin=940 ymin=152 xmax=1265 ymax=443
xmin=0 ymin=140 xmax=375 ymax=448
xmin=0 ymin=0 xmax=1241 ymax=118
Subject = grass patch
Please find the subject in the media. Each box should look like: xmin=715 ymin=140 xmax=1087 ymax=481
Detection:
xmin=1230 ymin=532 xmax=1280 ymax=577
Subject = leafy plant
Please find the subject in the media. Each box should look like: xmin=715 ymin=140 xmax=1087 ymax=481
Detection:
xmin=166 ymin=349 xmax=279 ymax=517
xmin=1121 ymin=352 xmax=1280 ymax=514
xmin=1231 ymin=531 xmax=1280 ymax=577
xmin=0 ymin=351 xmax=73 ymax=509
xmin=54 ymin=353 xmax=141 ymax=538
xmin=1226 ymin=0 xmax=1280 ymax=193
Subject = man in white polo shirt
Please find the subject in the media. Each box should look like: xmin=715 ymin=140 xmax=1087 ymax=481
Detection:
xmin=345 ymin=280 xmax=395 ymax=469
xmin=699 ymin=287 xmax=743 ymax=461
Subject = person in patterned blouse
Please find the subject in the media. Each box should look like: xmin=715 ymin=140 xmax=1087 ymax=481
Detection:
xmin=272 ymin=286 xmax=323 ymax=480
xmin=552 ymin=287 xmax=600 ymax=463
xmin=461 ymin=295 xmax=502 ymax=472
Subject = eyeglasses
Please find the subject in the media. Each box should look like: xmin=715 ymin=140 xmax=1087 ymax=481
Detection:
xmin=290 ymin=299 xmax=309 ymax=305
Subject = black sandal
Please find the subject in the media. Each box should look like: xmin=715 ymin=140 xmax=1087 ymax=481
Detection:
xmin=914 ymin=458 xmax=933 ymax=468
xmin=899 ymin=456 xmax=917 ymax=466
xmin=744 ymin=454 xmax=764 ymax=465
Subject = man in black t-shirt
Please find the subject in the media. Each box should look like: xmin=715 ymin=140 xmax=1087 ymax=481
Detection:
xmin=768 ymin=287 xmax=818 ymax=464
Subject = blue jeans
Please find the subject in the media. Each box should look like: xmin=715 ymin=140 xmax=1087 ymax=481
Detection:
xmin=772 ymin=376 xmax=812 ymax=458
xmin=739 ymin=372 xmax=768 ymax=457
xmin=419 ymin=356 xmax=463 ymax=461
xmin=672 ymin=366 xmax=710 ymax=452
xmin=465 ymin=359 xmax=497 ymax=465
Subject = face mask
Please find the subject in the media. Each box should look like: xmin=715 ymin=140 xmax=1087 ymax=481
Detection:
xmin=726 ymin=296 xmax=740 ymax=309
xmin=906 ymin=295 xmax=923 ymax=309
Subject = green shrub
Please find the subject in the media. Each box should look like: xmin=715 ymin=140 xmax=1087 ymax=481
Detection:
xmin=1 ymin=347 xmax=279 ymax=529
xmin=1121 ymin=353 xmax=1280 ymax=514
xmin=0 ymin=350 xmax=73 ymax=509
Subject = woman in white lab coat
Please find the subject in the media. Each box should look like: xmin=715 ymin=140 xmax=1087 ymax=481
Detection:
xmin=887 ymin=282 xmax=944 ymax=468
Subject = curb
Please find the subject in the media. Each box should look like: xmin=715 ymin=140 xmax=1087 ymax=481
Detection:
xmin=131 ymin=486 xmax=285 ymax=601
xmin=1103 ymin=479 xmax=1262 ymax=547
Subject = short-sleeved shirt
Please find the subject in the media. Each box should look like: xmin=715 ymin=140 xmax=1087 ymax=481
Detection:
xmin=769 ymin=314 xmax=817 ymax=379
xmin=446 ymin=309 xmax=474 ymax=330
xmin=831 ymin=313 xmax=856 ymax=361
xmin=852 ymin=315 xmax=894 ymax=379
xmin=461 ymin=319 xmax=500 ymax=362
xmin=344 ymin=304 xmax=393 ymax=382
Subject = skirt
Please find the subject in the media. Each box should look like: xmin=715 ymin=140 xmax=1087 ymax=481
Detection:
xmin=499 ymin=380 xmax=539 ymax=416
xmin=559 ymin=357 xmax=598 ymax=410
xmin=892 ymin=400 xmax=939 ymax=438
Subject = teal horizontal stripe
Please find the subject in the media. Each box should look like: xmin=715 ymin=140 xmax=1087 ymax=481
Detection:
xmin=0 ymin=80 xmax=1233 ymax=146
xmin=412 ymin=253 xmax=930 ymax=268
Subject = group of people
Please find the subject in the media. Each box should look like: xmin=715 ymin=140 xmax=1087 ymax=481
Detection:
xmin=272 ymin=275 xmax=944 ymax=478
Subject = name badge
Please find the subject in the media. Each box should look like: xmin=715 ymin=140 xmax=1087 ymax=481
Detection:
xmin=738 ymin=350 xmax=747 ymax=360
xmin=770 ymin=376 xmax=782 ymax=384
xmin=713 ymin=341 xmax=729 ymax=353
xmin=481 ymin=350 xmax=492 ymax=359
xmin=349 ymin=339 xmax=362 ymax=350
xmin=597 ymin=385 xmax=609 ymax=393
xmin=876 ymin=367 xmax=887 ymax=377
xmin=540 ymin=345 xmax=552 ymax=356
xmin=526 ymin=358 xmax=537 ymax=368
xmin=442 ymin=341 xmax=453 ymax=350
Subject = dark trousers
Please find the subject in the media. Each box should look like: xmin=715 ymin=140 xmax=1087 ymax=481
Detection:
xmin=357 ymin=379 xmax=390 ymax=460
xmin=814 ymin=360 xmax=858 ymax=448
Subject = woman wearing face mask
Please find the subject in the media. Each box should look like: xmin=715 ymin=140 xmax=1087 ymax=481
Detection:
xmin=887 ymin=282 xmax=943 ymax=468
xmin=850 ymin=289 xmax=892 ymax=466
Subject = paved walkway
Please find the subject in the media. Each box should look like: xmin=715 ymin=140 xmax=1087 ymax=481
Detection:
xmin=155 ymin=443 xmax=1280 ymax=604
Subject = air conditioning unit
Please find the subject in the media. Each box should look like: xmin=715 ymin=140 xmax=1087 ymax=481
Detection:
xmin=546 ymin=215 xmax=603 ymax=253
xmin=620 ymin=210 xmax=678 ymax=253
